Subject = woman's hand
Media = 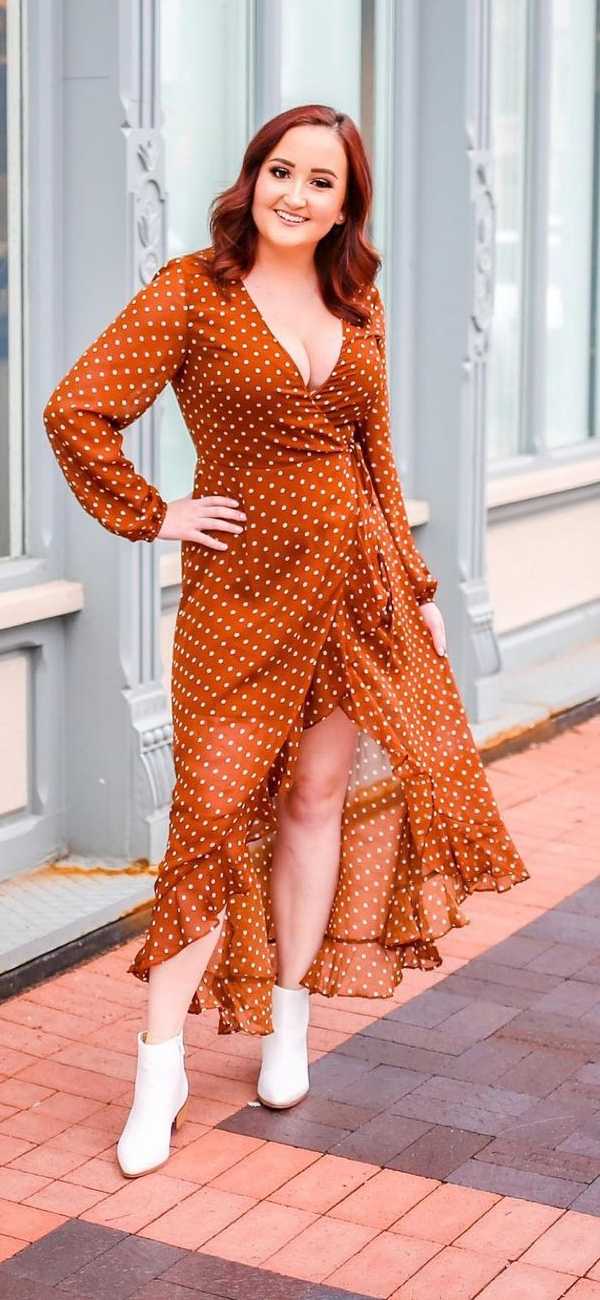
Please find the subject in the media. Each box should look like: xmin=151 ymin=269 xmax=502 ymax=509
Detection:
xmin=157 ymin=493 xmax=246 ymax=548
xmin=418 ymin=600 xmax=447 ymax=656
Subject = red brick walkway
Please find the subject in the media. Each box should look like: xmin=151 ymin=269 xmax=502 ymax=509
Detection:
xmin=1 ymin=715 xmax=599 ymax=1298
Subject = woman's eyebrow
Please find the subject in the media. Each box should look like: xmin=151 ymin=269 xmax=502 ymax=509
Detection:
xmin=269 ymin=155 xmax=338 ymax=178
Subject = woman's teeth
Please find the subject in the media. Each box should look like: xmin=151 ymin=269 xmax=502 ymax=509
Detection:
xmin=274 ymin=210 xmax=308 ymax=224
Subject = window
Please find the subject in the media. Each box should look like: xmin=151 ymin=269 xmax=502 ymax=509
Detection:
xmin=280 ymin=0 xmax=363 ymax=123
xmin=0 ymin=0 xmax=24 ymax=560
xmin=157 ymin=0 xmax=390 ymax=502
xmin=158 ymin=0 xmax=253 ymax=504
xmin=488 ymin=0 xmax=598 ymax=464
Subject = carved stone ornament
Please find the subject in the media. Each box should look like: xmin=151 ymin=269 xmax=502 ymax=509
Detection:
xmin=126 ymin=128 xmax=166 ymax=286
xmin=468 ymin=151 xmax=496 ymax=363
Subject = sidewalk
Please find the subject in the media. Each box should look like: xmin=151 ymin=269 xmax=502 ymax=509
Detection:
xmin=0 ymin=714 xmax=599 ymax=1299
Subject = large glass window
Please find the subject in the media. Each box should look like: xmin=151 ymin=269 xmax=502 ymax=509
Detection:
xmin=158 ymin=0 xmax=253 ymax=504
xmin=280 ymin=0 xmax=362 ymax=123
xmin=158 ymin=0 xmax=388 ymax=502
xmin=0 ymin=0 xmax=23 ymax=560
xmin=488 ymin=0 xmax=598 ymax=463
xmin=545 ymin=0 xmax=596 ymax=448
xmin=488 ymin=0 xmax=527 ymax=461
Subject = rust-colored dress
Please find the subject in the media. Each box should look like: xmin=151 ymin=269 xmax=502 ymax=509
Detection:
xmin=43 ymin=245 xmax=530 ymax=1035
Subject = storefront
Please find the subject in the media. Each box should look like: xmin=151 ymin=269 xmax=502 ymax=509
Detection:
xmin=1 ymin=0 xmax=598 ymax=913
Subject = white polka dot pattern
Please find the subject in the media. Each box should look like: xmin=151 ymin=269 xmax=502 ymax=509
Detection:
xmin=43 ymin=245 xmax=530 ymax=1037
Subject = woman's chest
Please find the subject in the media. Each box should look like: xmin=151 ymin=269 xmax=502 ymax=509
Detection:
xmin=177 ymin=292 xmax=381 ymax=425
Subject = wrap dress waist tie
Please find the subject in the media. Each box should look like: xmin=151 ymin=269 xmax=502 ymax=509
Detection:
xmin=343 ymin=433 xmax=395 ymax=639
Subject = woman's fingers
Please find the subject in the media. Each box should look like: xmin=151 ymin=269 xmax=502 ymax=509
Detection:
xmin=156 ymin=492 xmax=249 ymax=546
xmin=418 ymin=601 xmax=447 ymax=656
xmin=188 ymin=530 xmax=230 ymax=550
xmin=197 ymin=515 xmax=244 ymax=533
xmin=200 ymin=496 xmax=243 ymax=507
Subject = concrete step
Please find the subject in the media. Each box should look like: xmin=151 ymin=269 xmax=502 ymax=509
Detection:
xmin=0 ymin=854 xmax=155 ymax=976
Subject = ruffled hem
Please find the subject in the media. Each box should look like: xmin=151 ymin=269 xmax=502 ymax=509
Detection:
xmin=127 ymin=541 xmax=530 ymax=1038
xmin=127 ymin=761 xmax=530 ymax=1035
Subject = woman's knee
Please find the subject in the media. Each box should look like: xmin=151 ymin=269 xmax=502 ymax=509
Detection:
xmin=284 ymin=763 xmax=348 ymax=826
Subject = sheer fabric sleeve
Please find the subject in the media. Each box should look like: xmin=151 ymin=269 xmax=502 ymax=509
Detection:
xmin=356 ymin=284 xmax=439 ymax=606
xmin=42 ymin=257 xmax=189 ymax=542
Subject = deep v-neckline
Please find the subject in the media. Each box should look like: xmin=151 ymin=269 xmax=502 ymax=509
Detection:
xmin=238 ymin=278 xmax=348 ymax=398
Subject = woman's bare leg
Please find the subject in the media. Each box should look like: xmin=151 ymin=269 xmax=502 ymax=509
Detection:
xmin=271 ymin=706 xmax=358 ymax=988
xmin=145 ymin=905 xmax=227 ymax=1042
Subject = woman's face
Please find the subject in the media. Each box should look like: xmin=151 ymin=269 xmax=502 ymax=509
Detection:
xmin=251 ymin=124 xmax=348 ymax=252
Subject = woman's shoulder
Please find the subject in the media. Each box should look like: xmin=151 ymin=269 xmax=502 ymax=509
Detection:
xmin=152 ymin=246 xmax=219 ymax=300
xmin=350 ymin=277 xmax=386 ymax=335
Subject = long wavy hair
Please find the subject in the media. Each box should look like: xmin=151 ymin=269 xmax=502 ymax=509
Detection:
xmin=196 ymin=104 xmax=381 ymax=326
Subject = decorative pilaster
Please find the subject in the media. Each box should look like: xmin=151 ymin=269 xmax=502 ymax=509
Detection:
xmin=412 ymin=0 xmax=501 ymax=722
xmin=60 ymin=0 xmax=174 ymax=861
xmin=120 ymin=5 xmax=174 ymax=860
xmin=460 ymin=2 xmax=502 ymax=719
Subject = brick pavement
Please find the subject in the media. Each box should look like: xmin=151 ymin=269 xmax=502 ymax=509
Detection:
xmin=0 ymin=714 xmax=599 ymax=1298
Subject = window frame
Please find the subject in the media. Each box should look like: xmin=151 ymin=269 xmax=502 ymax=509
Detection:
xmin=1 ymin=0 xmax=25 ymax=563
xmin=488 ymin=0 xmax=600 ymax=483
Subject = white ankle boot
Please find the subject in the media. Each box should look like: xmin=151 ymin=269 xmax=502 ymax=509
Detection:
xmin=116 ymin=1028 xmax=189 ymax=1178
xmin=257 ymin=983 xmax=310 ymax=1109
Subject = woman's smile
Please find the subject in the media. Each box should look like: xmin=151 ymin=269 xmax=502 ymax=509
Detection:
xmin=273 ymin=208 xmax=309 ymax=224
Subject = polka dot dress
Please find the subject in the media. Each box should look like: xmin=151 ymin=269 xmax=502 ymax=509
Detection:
xmin=43 ymin=245 xmax=530 ymax=1036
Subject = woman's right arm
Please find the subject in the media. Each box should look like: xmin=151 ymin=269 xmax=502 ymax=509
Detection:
xmin=43 ymin=257 xmax=188 ymax=543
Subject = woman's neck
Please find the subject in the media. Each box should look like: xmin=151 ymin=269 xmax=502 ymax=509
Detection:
xmin=250 ymin=239 xmax=318 ymax=290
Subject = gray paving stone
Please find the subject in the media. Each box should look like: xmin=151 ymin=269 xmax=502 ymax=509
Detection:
xmin=161 ymin=1254 xmax=309 ymax=1299
xmin=529 ymin=980 xmax=600 ymax=1018
xmin=328 ymin=1112 xmax=432 ymax=1165
xmin=2 ymin=1223 xmax=127 ymax=1287
xmin=219 ymin=1104 xmax=351 ymax=1152
xmin=390 ymin=1091 xmax=515 ymax=1137
xmin=522 ymin=912 xmax=600 ymax=951
xmin=496 ymin=1093 xmax=592 ymax=1150
xmin=334 ymin=1063 xmax=429 ymax=1110
xmin=447 ymin=1158 xmax=586 ymax=1207
xmin=57 ymin=1236 xmax=187 ymax=1299
xmin=497 ymin=1046 xmax=588 ymax=1097
xmin=388 ymin=1125 xmax=490 ymax=1180
xmin=473 ymin=1137 xmax=599 ymax=1184
xmin=436 ymin=973 xmax=542 ymax=1010
xmin=468 ymin=935 xmax=553 ymax=968
xmin=391 ymin=1074 xmax=533 ymax=1118
xmin=570 ymin=1177 xmax=600 ymax=1215
xmin=452 ymin=957 xmax=559 ymax=992
xmin=528 ymin=944 xmax=600 ymax=977
xmin=386 ymin=989 xmax=472 ymax=1028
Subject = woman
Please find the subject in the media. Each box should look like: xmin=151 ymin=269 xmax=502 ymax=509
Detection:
xmin=43 ymin=104 xmax=530 ymax=1179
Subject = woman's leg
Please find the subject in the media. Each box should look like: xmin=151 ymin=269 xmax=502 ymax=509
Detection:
xmin=145 ymin=904 xmax=227 ymax=1042
xmin=271 ymin=705 xmax=358 ymax=988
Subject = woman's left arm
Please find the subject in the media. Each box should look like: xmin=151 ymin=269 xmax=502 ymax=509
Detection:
xmin=356 ymin=284 xmax=446 ymax=655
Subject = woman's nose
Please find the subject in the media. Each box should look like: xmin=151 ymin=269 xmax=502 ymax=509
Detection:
xmin=285 ymin=185 xmax=307 ymax=207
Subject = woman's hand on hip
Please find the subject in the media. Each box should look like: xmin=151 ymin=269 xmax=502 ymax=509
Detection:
xmin=418 ymin=600 xmax=447 ymax=656
xmin=157 ymin=494 xmax=246 ymax=548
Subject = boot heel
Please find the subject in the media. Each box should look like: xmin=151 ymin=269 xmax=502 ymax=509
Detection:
xmin=173 ymin=1098 xmax=188 ymax=1130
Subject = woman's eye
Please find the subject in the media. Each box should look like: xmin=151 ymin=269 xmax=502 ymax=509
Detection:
xmin=269 ymin=166 xmax=332 ymax=189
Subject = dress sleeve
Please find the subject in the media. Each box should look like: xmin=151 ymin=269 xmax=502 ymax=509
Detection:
xmin=42 ymin=257 xmax=189 ymax=542
xmin=356 ymin=284 xmax=439 ymax=606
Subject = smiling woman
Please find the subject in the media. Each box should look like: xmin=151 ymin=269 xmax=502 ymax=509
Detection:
xmin=42 ymin=102 xmax=530 ymax=1179
xmin=237 ymin=123 xmax=350 ymax=394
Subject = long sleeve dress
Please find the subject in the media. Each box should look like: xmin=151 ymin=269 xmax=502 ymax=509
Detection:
xmin=43 ymin=245 xmax=530 ymax=1036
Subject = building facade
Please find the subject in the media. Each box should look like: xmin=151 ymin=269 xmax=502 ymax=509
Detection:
xmin=1 ymin=0 xmax=599 ymax=891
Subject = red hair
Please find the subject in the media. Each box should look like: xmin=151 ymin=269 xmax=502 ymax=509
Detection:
xmin=197 ymin=104 xmax=381 ymax=326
